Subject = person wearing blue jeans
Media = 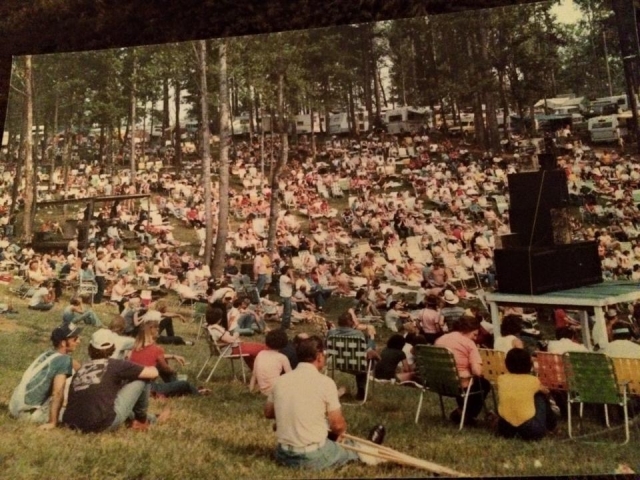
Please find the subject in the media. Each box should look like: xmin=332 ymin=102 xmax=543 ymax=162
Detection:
xmin=254 ymin=250 xmax=269 ymax=293
xmin=62 ymin=329 xmax=164 ymax=433
xmin=266 ymin=336 xmax=373 ymax=470
xmin=62 ymin=298 xmax=103 ymax=327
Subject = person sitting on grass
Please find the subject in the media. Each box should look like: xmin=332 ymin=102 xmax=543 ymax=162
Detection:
xmin=239 ymin=297 xmax=270 ymax=333
xmin=496 ymin=348 xmax=557 ymax=441
xmin=62 ymin=329 xmax=168 ymax=433
xmin=111 ymin=275 xmax=138 ymax=313
xmin=292 ymin=284 xmax=316 ymax=313
xmin=62 ymin=297 xmax=103 ymax=327
xmin=28 ymin=280 xmax=55 ymax=311
xmin=138 ymin=299 xmax=194 ymax=345
xmin=250 ymin=329 xmax=292 ymax=395
xmin=129 ymin=322 xmax=210 ymax=398
xmin=384 ymin=300 xmax=412 ymax=333
xmin=374 ymin=334 xmax=415 ymax=383
xmin=9 ymin=323 xmax=82 ymax=429
xmin=265 ymin=335 xmax=383 ymax=470
xmin=103 ymin=316 xmax=135 ymax=359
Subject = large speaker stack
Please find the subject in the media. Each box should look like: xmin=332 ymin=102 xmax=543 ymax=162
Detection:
xmin=493 ymin=154 xmax=602 ymax=294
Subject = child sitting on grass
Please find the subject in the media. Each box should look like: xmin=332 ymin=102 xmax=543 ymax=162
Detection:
xmin=250 ymin=329 xmax=292 ymax=395
xmin=496 ymin=348 xmax=557 ymax=441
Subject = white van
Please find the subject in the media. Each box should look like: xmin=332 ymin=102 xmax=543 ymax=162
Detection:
xmin=587 ymin=115 xmax=620 ymax=143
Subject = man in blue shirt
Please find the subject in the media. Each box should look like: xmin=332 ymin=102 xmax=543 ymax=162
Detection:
xmin=9 ymin=323 xmax=82 ymax=428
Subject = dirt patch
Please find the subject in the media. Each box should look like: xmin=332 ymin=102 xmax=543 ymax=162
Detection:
xmin=0 ymin=317 xmax=28 ymax=333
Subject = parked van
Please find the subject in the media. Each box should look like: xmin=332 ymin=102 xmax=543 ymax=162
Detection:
xmin=587 ymin=115 xmax=620 ymax=143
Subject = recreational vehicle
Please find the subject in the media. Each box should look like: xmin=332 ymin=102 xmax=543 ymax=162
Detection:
xmin=384 ymin=107 xmax=428 ymax=135
xmin=231 ymin=115 xmax=252 ymax=135
xmin=328 ymin=111 xmax=371 ymax=135
xmin=587 ymin=115 xmax=620 ymax=143
xmin=293 ymin=113 xmax=325 ymax=134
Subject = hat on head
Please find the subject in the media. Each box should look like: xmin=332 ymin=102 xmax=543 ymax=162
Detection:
xmin=443 ymin=289 xmax=459 ymax=305
xmin=90 ymin=328 xmax=116 ymax=350
xmin=606 ymin=309 xmax=618 ymax=319
xmin=257 ymin=248 xmax=266 ymax=254
xmin=51 ymin=323 xmax=83 ymax=344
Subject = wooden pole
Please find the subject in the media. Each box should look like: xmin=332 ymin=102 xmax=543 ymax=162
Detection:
xmin=341 ymin=434 xmax=469 ymax=477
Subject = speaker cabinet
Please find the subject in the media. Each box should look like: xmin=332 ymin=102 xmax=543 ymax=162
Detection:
xmin=494 ymin=242 xmax=602 ymax=294
xmin=508 ymin=170 xmax=569 ymax=210
xmin=508 ymin=208 xmax=554 ymax=246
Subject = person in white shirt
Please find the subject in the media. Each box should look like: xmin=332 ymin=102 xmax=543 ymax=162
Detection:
xmin=264 ymin=335 xmax=375 ymax=470
xmin=250 ymin=329 xmax=292 ymax=395
xmin=546 ymin=327 xmax=588 ymax=355
xmin=279 ymin=266 xmax=294 ymax=330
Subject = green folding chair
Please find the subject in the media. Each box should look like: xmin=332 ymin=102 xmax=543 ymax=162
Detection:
xmin=563 ymin=352 xmax=631 ymax=444
xmin=192 ymin=301 xmax=209 ymax=342
xmin=413 ymin=345 xmax=485 ymax=431
xmin=325 ymin=335 xmax=372 ymax=404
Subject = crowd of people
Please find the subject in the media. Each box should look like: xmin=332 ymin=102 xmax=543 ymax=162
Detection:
xmin=4 ymin=128 xmax=640 ymax=471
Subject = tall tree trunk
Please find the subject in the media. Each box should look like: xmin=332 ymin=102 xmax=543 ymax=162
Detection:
xmin=197 ymin=40 xmax=218 ymax=274
xmin=162 ymin=77 xmax=170 ymax=142
xmin=497 ymin=69 xmax=510 ymax=139
xmin=267 ymin=72 xmax=288 ymax=251
xmin=372 ymin=58 xmax=382 ymax=123
xmin=361 ymin=26 xmax=374 ymax=124
xmin=129 ymin=50 xmax=137 ymax=185
xmin=21 ymin=55 xmax=35 ymax=242
xmin=310 ymin=107 xmax=316 ymax=159
xmin=49 ymin=89 xmax=58 ymax=190
xmin=348 ymin=81 xmax=358 ymax=136
xmin=174 ymin=79 xmax=182 ymax=166
xmin=248 ymin=86 xmax=255 ymax=137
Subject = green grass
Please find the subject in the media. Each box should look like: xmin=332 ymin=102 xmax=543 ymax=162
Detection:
xmin=0 ymin=282 xmax=639 ymax=479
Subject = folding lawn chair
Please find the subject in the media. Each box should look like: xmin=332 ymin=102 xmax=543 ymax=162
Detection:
xmin=563 ymin=352 xmax=631 ymax=444
xmin=413 ymin=345 xmax=487 ymax=431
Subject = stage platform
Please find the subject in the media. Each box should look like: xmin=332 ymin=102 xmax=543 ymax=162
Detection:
xmin=483 ymin=281 xmax=640 ymax=350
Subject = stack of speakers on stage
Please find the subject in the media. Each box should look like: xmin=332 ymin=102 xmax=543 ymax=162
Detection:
xmin=493 ymin=153 xmax=602 ymax=294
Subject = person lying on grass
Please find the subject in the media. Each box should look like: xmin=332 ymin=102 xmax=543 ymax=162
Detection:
xmin=62 ymin=329 xmax=168 ymax=433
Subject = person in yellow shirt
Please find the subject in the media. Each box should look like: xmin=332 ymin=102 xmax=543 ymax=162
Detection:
xmin=496 ymin=348 xmax=557 ymax=441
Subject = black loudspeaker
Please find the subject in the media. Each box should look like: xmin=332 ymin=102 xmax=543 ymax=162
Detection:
xmin=508 ymin=171 xmax=569 ymax=210
xmin=538 ymin=153 xmax=557 ymax=171
xmin=508 ymin=208 xmax=554 ymax=246
xmin=498 ymin=233 xmax=521 ymax=249
xmin=494 ymin=241 xmax=602 ymax=294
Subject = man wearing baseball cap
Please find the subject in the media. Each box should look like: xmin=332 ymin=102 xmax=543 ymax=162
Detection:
xmin=62 ymin=329 xmax=163 ymax=433
xmin=9 ymin=323 xmax=82 ymax=429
